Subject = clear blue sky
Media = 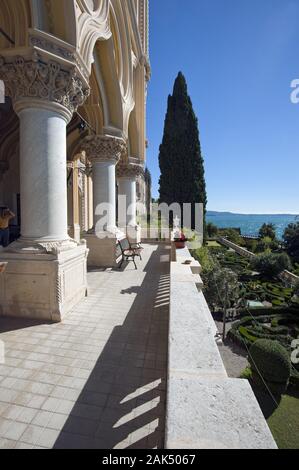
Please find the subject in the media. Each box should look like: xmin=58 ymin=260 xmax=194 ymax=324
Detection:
xmin=146 ymin=0 xmax=299 ymax=214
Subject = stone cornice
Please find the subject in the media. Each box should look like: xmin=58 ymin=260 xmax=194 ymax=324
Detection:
xmin=81 ymin=135 xmax=127 ymax=164
xmin=28 ymin=30 xmax=90 ymax=82
xmin=0 ymin=53 xmax=90 ymax=116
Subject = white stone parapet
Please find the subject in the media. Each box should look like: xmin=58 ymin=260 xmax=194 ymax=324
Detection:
xmin=165 ymin=244 xmax=278 ymax=449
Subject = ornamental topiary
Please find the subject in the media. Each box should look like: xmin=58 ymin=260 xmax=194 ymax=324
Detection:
xmin=248 ymin=339 xmax=291 ymax=394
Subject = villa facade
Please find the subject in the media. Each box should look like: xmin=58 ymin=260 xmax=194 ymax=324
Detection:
xmin=0 ymin=0 xmax=150 ymax=322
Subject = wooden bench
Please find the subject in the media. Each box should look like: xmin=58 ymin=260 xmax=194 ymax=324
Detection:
xmin=118 ymin=238 xmax=143 ymax=270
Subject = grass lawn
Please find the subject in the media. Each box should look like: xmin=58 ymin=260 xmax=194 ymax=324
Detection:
xmin=267 ymin=392 xmax=299 ymax=449
xmin=206 ymin=240 xmax=221 ymax=248
xmin=253 ymin=386 xmax=299 ymax=449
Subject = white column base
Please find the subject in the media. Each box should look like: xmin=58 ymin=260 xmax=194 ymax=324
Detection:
xmin=0 ymin=244 xmax=88 ymax=322
xmin=84 ymin=231 xmax=125 ymax=268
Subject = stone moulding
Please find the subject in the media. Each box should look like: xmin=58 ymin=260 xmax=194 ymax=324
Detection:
xmin=28 ymin=30 xmax=90 ymax=82
xmin=0 ymin=52 xmax=90 ymax=115
xmin=81 ymin=134 xmax=127 ymax=163
xmin=4 ymin=238 xmax=86 ymax=256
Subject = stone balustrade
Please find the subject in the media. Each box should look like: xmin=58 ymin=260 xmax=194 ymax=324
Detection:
xmin=279 ymin=269 xmax=299 ymax=286
xmin=218 ymin=236 xmax=256 ymax=259
xmin=165 ymin=243 xmax=277 ymax=449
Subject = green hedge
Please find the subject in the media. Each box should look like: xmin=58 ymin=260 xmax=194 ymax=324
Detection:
xmin=248 ymin=339 xmax=291 ymax=387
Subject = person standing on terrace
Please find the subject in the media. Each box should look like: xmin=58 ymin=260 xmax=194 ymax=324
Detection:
xmin=0 ymin=207 xmax=15 ymax=248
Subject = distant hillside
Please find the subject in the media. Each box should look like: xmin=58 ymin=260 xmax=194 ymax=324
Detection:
xmin=207 ymin=211 xmax=298 ymax=217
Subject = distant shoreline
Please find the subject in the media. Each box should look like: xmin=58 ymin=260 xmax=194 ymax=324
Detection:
xmin=206 ymin=212 xmax=297 ymax=239
xmin=207 ymin=211 xmax=298 ymax=217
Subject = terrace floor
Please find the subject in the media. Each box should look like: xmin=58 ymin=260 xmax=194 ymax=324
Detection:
xmin=0 ymin=244 xmax=170 ymax=449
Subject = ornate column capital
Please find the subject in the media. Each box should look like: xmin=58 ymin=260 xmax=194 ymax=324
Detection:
xmin=81 ymin=135 xmax=127 ymax=164
xmin=117 ymin=163 xmax=145 ymax=179
xmin=0 ymin=53 xmax=90 ymax=121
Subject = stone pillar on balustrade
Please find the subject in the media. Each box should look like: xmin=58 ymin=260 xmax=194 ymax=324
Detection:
xmin=0 ymin=50 xmax=90 ymax=322
xmin=80 ymin=134 xmax=127 ymax=268
xmin=117 ymin=162 xmax=144 ymax=244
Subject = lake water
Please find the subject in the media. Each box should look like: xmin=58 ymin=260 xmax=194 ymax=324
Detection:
xmin=206 ymin=213 xmax=298 ymax=239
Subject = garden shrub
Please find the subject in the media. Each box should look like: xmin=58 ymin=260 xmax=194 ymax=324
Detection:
xmin=251 ymin=252 xmax=292 ymax=278
xmin=239 ymin=326 xmax=257 ymax=343
xmin=248 ymin=339 xmax=291 ymax=392
xmin=240 ymin=366 xmax=253 ymax=380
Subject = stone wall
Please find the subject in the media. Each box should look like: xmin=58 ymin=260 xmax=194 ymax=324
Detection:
xmin=165 ymin=244 xmax=277 ymax=449
xmin=218 ymin=236 xmax=256 ymax=259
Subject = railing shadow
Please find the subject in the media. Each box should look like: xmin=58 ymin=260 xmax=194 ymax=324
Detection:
xmin=53 ymin=244 xmax=171 ymax=449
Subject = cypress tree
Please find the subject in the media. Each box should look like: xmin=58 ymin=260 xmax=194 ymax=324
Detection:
xmin=158 ymin=72 xmax=207 ymax=229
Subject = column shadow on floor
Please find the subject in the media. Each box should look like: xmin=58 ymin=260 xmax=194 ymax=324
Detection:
xmin=53 ymin=244 xmax=171 ymax=449
xmin=0 ymin=317 xmax=54 ymax=334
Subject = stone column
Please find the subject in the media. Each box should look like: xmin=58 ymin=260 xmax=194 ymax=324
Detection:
xmin=82 ymin=135 xmax=126 ymax=233
xmin=118 ymin=176 xmax=137 ymax=228
xmin=68 ymin=157 xmax=82 ymax=243
xmin=0 ymin=53 xmax=90 ymax=322
xmin=16 ymin=100 xmax=71 ymax=243
xmin=117 ymin=163 xmax=144 ymax=243
xmin=81 ymin=135 xmax=127 ymax=267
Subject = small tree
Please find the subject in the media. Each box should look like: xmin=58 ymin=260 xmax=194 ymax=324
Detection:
xmin=194 ymin=246 xmax=218 ymax=274
xmin=251 ymin=252 xmax=291 ymax=278
xmin=204 ymin=267 xmax=239 ymax=312
xmin=206 ymin=222 xmax=218 ymax=238
xmin=259 ymin=223 xmax=276 ymax=240
xmin=246 ymin=239 xmax=258 ymax=253
xmin=283 ymin=222 xmax=299 ymax=262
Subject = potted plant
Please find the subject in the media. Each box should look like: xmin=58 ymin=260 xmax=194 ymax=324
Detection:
xmin=174 ymin=232 xmax=187 ymax=249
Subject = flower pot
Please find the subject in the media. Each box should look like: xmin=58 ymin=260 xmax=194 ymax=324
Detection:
xmin=174 ymin=241 xmax=186 ymax=249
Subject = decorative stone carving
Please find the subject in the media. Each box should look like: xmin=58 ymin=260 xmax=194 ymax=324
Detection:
xmin=29 ymin=34 xmax=90 ymax=81
xmin=0 ymin=55 xmax=90 ymax=114
xmin=117 ymin=163 xmax=145 ymax=179
xmin=29 ymin=35 xmax=74 ymax=61
xmin=6 ymin=238 xmax=84 ymax=256
xmin=81 ymin=135 xmax=127 ymax=164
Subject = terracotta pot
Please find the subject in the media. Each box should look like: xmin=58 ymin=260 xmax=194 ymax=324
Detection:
xmin=174 ymin=241 xmax=186 ymax=249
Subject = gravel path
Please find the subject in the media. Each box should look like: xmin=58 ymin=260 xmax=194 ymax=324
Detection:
xmin=215 ymin=319 xmax=249 ymax=378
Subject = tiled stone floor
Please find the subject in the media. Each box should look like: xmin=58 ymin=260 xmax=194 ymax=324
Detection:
xmin=0 ymin=244 xmax=170 ymax=449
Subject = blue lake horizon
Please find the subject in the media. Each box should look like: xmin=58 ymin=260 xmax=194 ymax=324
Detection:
xmin=206 ymin=211 xmax=298 ymax=239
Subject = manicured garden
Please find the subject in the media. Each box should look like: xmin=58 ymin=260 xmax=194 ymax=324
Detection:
xmin=193 ymin=234 xmax=299 ymax=448
xmin=212 ymin=249 xmax=299 ymax=308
